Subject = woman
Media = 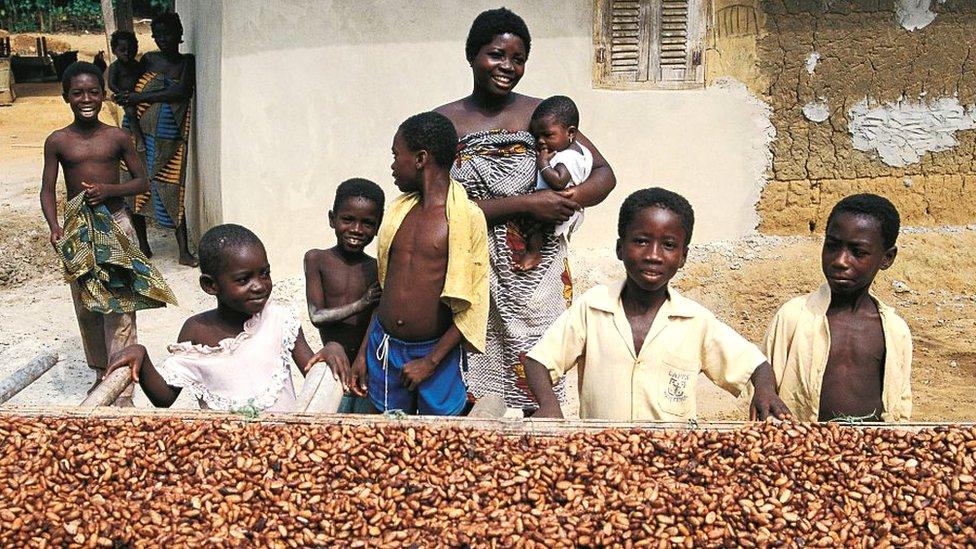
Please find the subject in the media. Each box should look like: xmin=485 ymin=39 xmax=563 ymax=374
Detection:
xmin=118 ymin=12 xmax=197 ymax=267
xmin=435 ymin=8 xmax=616 ymax=413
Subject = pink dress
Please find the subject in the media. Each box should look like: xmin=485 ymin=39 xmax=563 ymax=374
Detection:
xmin=156 ymin=301 xmax=300 ymax=413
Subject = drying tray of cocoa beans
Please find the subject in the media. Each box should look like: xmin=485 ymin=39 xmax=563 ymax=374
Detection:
xmin=1 ymin=406 xmax=974 ymax=548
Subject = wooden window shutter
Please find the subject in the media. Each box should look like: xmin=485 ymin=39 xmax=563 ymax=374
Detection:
xmin=594 ymin=0 xmax=706 ymax=89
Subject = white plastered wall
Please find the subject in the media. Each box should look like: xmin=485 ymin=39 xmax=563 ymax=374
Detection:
xmin=184 ymin=0 xmax=772 ymax=276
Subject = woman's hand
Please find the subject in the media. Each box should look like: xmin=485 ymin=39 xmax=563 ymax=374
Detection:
xmin=523 ymin=189 xmax=579 ymax=225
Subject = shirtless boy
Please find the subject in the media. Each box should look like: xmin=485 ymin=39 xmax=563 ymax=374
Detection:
xmin=40 ymin=61 xmax=150 ymax=402
xmin=765 ymin=194 xmax=912 ymax=422
xmin=305 ymin=178 xmax=385 ymax=413
xmin=350 ymin=112 xmax=489 ymax=416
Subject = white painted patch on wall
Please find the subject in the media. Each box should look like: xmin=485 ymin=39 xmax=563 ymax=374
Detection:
xmin=848 ymin=97 xmax=976 ymax=167
xmin=894 ymin=0 xmax=938 ymax=31
xmin=805 ymin=52 xmax=821 ymax=74
xmin=712 ymin=77 xmax=776 ymax=199
xmin=803 ymin=98 xmax=830 ymax=122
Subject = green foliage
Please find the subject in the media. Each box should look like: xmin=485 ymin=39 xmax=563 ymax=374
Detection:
xmin=0 ymin=0 xmax=173 ymax=33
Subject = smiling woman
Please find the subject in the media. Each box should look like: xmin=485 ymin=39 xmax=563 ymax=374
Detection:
xmin=434 ymin=8 xmax=616 ymax=413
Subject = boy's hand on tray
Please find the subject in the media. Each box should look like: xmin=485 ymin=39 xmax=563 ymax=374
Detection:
xmin=107 ymin=344 xmax=148 ymax=383
xmin=350 ymin=353 xmax=368 ymax=397
xmin=315 ymin=342 xmax=352 ymax=390
xmin=401 ymin=357 xmax=436 ymax=391
xmin=533 ymin=402 xmax=564 ymax=419
xmin=750 ymin=389 xmax=792 ymax=421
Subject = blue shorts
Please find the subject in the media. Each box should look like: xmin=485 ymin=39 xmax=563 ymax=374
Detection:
xmin=366 ymin=318 xmax=467 ymax=416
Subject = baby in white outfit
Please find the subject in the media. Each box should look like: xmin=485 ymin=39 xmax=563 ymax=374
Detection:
xmin=518 ymin=95 xmax=592 ymax=271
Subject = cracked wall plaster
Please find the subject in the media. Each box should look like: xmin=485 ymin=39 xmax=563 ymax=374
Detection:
xmin=848 ymin=98 xmax=976 ymax=167
xmin=895 ymin=0 xmax=938 ymax=31
xmin=803 ymin=99 xmax=830 ymax=122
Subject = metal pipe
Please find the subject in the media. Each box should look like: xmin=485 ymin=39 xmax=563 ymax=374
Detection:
xmin=80 ymin=368 xmax=132 ymax=407
xmin=0 ymin=352 xmax=58 ymax=405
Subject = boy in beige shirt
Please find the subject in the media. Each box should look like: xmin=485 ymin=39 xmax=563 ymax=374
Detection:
xmin=765 ymin=194 xmax=912 ymax=422
xmin=524 ymin=188 xmax=790 ymax=421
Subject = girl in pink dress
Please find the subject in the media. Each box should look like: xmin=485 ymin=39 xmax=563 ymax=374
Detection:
xmin=109 ymin=224 xmax=339 ymax=413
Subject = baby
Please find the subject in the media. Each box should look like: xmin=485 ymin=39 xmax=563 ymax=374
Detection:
xmin=518 ymin=95 xmax=592 ymax=271
xmin=108 ymin=224 xmax=337 ymax=413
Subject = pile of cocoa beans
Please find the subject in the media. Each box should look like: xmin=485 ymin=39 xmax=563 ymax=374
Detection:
xmin=0 ymin=416 xmax=974 ymax=547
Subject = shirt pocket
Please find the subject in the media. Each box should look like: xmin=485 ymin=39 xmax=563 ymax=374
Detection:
xmin=657 ymin=353 xmax=700 ymax=418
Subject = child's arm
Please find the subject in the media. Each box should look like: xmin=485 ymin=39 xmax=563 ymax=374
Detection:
xmin=80 ymin=131 xmax=149 ymax=206
xmin=40 ymin=134 xmax=62 ymax=247
xmin=399 ymin=324 xmax=463 ymax=391
xmin=303 ymin=252 xmax=380 ymax=327
xmin=107 ymin=63 xmax=123 ymax=95
xmin=537 ymin=146 xmax=572 ymax=190
xmin=349 ymin=312 xmax=376 ymax=397
xmin=127 ymin=54 xmax=195 ymax=104
xmin=749 ymin=362 xmax=792 ymax=420
xmin=524 ymin=357 xmax=564 ymax=418
xmin=106 ymin=344 xmax=181 ymax=407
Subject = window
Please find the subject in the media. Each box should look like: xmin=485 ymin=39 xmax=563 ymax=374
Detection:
xmin=593 ymin=0 xmax=707 ymax=90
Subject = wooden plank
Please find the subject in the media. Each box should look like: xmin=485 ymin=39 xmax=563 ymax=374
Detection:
xmin=0 ymin=353 xmax=58 ymax=405
xmin=79 ymin=368 xmax=132 ymax=408
xmin=1 ymin=405 xmax=970 ymax=436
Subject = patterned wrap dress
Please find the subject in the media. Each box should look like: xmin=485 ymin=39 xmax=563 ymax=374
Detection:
xmin=451 ymin=130 xmax=573 ymax=409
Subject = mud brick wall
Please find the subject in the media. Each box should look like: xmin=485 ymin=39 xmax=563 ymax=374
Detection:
xmin=756 ymin=0 xmax=976 ymax=233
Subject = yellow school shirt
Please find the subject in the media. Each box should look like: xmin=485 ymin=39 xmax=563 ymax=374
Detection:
xmin=527 ymin=281 xmax=767 ymax=421
xmin=377 ymin=179 xmax=490 ymax=353
xmin=764 ymin=283 xmax=912 ymax=422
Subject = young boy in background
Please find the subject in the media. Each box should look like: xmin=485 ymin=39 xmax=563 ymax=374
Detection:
xmin=765 ymin=194 xmax=912 ymax=422
xmin=350 ymin=112 xmax=489 ymax=416
xmin=107 ymin=30 xmax=147 ymax=152
xmin=305 ymin=178 xmax=385 ymax=413
xmin=524 ymin=187 xmax=790 ymax=421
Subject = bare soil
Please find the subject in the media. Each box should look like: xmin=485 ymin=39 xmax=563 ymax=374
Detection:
xmin=1 ymin=32 xmax=974 ymax=420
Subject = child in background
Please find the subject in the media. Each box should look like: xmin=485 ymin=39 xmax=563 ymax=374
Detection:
xmin=40 ymin=61 xmax=173 ymax=406
xmin=107 ymin=30 xmax=147 ymax=152
xmin=765 ymin=194 xmax=912 ymax=422
xmin=349 ymin=112 xmax=490 ymax=415
xmin=305 ymin=178 xmax=385 ymax=413
xmin=108 ymin=224 xmax=336 ymax=413
xmin=523 ymin=187 xmax=790 ymax=421
xmin=516 ymin=95 xmax=591 ymax=271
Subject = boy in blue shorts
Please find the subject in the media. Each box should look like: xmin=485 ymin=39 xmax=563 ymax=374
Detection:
xmin=349 ymin=112 xmax=489 ymax=415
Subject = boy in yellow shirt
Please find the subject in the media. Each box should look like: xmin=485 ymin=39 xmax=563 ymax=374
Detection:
xmin=524 ymin=188 xmax=790 ymax=421
xmin=765 ymin=194 xmax=912 ymax=422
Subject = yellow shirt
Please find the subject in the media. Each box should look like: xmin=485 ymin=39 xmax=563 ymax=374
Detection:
xmin=764 ymin=284 xmax=913 ymax=422
xmin=527 ymin=281 xmax=767 ymax=421
xmin=377 ymin=179 xmax=490 ymax=353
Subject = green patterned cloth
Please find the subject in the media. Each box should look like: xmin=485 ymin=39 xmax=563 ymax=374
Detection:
xmin=58 ymin=193 xmax=178 ymax=313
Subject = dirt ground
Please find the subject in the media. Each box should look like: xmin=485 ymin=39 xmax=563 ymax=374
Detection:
xmin=1 ymin=32 xmax=974 ymax=420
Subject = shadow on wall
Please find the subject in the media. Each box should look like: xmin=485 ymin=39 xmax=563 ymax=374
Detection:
xmin=220 ymin=0 xmax=590 ymax=57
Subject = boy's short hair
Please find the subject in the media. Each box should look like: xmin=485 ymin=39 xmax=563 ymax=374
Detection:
xmin=61 ymin=61 xmax=105 ymax=94
xmin=465 ymin=7 xmax=531 ymax=62
xmin=531 ymin=95 xmax=580 ymax=128
xmin=618 ymin=187 xmax=695 ymax=246
xmin=110 ymin=30 xmax=138 ymax=51
xmin=199 ymin=224 xmax=264 ymax=277
xmin=333 ymin=178 xmax=385 ymax=213
xmin=398 ymin=112 xmax=459 ymax=169
xmin=151 ymin=12 xmax=184 ymax=35
xmin=826 ymin=193 xmax=901 ymax=249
